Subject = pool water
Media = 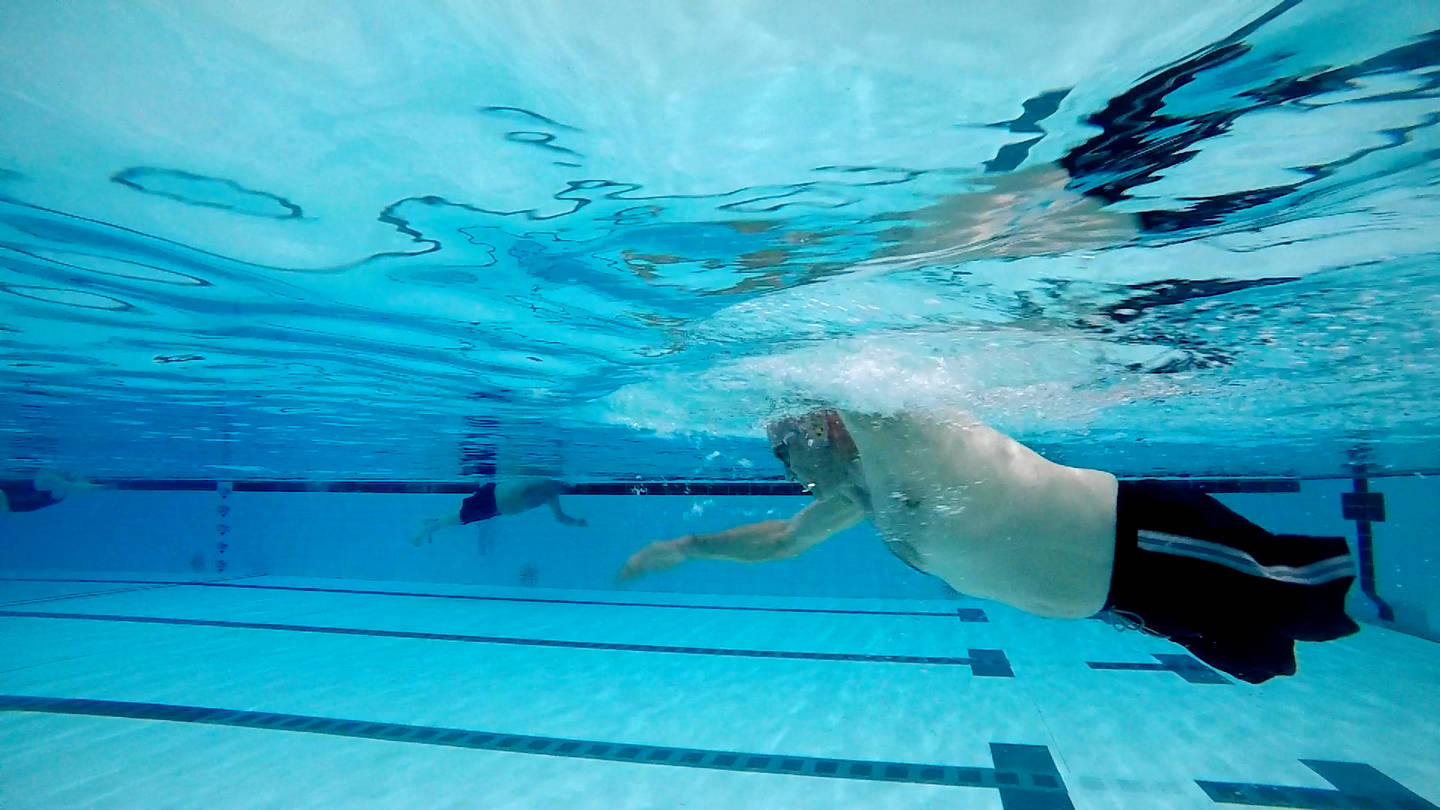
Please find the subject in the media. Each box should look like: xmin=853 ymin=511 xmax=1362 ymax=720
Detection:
xmin=3 ymin=1 xmax=1440 ymax=807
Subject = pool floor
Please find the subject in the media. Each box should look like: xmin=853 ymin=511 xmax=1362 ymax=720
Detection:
xmin=1 ymin=573 xmax=1437 ymax=809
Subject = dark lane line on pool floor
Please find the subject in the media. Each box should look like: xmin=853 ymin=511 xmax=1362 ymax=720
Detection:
xmin=0 ymin=609 xmax=1013 ymax=675
xmin=0 ymin=580 xmax=190 ymax=609
xmin=0 ymin=695 xmax=1070 ymax=802
xmin=0 ymin=577 xmax=986 ymax=620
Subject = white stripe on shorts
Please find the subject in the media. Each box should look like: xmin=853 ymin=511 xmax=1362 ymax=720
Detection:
xmin=1136 ymin=529 xmax=1355 ymax=584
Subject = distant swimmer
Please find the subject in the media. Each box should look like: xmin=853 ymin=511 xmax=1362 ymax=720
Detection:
xmin=412 ymin=477 xmax=587 ymax=546
xmin=617 ymin=409 xmax=1358 ymax=683
xmin=0 ymin=471 xmax=106 ymax=515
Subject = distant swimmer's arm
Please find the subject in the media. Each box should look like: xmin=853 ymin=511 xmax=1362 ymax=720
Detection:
xmin=615 ymin=496 xmax=865 ymax=582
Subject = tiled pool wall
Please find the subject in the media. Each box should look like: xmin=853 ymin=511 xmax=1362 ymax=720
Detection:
xmin=2 ymin=475 xmax=1437 ymax=638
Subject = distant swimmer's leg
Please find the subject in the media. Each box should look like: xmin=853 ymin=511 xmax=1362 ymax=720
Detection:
xmin=0 ymin=488 xmax=10 ymax=513
xmin=412 ymin=513 xmax=460 ymax=546
xmin=31 ymin=471 xmax=72 ymax=497
xmin=29 ymin=471 xmax=106 ymax=500
xmin=411 ymin=517 xmax=441 ymax=546
xmin=548 ymin=498 xmax=586 ymax=527
xmin=66 ymin=475 xmax=107 ymax=492
xmin=32 ymin=469 xmax=68 ymax=490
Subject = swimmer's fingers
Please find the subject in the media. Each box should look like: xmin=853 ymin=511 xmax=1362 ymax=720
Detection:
xmin=615 ymin=551 xmax=650 ymax=583
xmin=615 ymin=539 xmax=686 ymax=583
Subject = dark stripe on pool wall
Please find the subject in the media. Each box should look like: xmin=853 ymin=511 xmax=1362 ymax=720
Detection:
xmin=572 ymin=482 xmax=811 ymax=496
xmin=0 ymin=610 xmax=1012 ymax=675
xmin=1158 ymin=477 xmax=1298 ymax=494
xmin=0 ymin=696 xmax=1072 ymax=801
xmin=0 ymin=578 xmax=986 ymax=620
xmin=86 ymin=477 xmax=1309 ymax=494
xmin=1344 ymin=467 xmax=1394 ymax=622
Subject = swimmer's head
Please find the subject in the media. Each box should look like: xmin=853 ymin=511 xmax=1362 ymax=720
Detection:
xmin=765 ymin=409 xmax=857 ymax=493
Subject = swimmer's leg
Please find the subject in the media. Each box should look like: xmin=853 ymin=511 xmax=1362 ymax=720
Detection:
xmin=412 ymin=513 xmax=460 ymax=546
xmin=548 ymin=498 xmax=586 ymax=527
xmin=32 ymin=471 xmax=105 ymax=498
xmin=32 ymin=471 xmax=71 ymax=496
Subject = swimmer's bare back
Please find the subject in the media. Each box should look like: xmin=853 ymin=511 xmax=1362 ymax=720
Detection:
xmin=838 ymin=411 xmax=1118 ymax=618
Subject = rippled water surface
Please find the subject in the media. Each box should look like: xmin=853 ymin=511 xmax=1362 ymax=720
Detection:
xmin=3 ymin=1 xmax=1439 ymax=479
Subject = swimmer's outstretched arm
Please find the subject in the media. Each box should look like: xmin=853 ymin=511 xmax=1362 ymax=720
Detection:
xmin=616 ymin=496 xmax=864 ymax=582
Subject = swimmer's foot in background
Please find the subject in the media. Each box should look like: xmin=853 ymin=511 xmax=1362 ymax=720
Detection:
xmin=411 ymin=517 xmax=441 ymax=546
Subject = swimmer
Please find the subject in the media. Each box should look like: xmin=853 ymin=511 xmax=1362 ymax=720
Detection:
xmin=617 ymin=410 xmax=1358 ymax=682
xmin=412 ymin=477 xmax=587 ymax=546
xmin=0 ymin=471 xmax=106 ymax=515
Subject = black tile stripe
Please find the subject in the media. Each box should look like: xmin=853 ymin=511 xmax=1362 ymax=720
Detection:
xmin=77 ymin=476 xmax=1310 ymax=494
xmin=992 ymin=743 xmax=1077 ymax=809
xmin=0 ymin=578 xmax=985 ymax=620
xmin=1087 ymin=654 xmax=1229 ymax=684
xmin=0 ymin=695 xmax=1070 ymax=795
xmin=0 ymin=610 xmax=1010 ymax=673
xmin=966 ymin=649 xmax=1014 ymax=678
xmin=1197 ymin=759 xmax=1437 ymax=809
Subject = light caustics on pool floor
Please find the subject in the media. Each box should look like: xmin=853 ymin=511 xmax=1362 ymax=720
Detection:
xmin=1 ymin=575 xmax=1437 ymax=809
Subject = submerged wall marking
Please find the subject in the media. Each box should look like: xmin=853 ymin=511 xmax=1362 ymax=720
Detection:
xmin=1343 ymin=462 xmax=1394 ymax=622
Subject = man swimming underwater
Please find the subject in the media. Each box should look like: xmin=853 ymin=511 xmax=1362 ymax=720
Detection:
xmin=617 ymin=409 xmax=1358 ymax=682
xmin=413 ymin=477 xmax=586 ymax=547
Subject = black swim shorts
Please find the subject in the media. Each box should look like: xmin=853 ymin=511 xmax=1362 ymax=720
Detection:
xmin=1102 ymin=480 xmax=1359 ymax=683
xmin=0 ymin=480 xmax=61 ymax=513
xmin=459 ymin=482 xmax=500 ymax=524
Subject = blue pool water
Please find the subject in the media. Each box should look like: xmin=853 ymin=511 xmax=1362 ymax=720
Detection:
xmin=3 ymin=2 xmax=1440 ymax=807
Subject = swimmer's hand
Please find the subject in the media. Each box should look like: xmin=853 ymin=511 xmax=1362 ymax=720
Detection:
xmin=615 ymin=537 xmax=690 ymax=583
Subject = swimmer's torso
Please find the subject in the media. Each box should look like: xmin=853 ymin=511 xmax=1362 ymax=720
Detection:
xmin=839 ymin=411 xmax=1118 ymax=618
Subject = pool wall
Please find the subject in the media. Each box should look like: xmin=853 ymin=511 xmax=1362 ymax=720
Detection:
xmin=2 ymin=476 xmax=1436 ymax=637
